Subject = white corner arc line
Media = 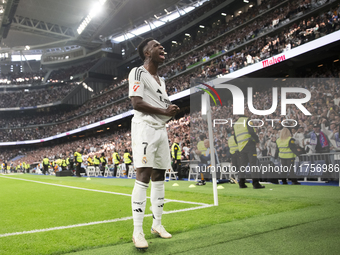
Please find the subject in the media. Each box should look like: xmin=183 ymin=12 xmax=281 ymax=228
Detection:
xmin=0 ymin=176 xmax=209 ymax=206
xmin=0 ymin=205 xmax=213 ymax=238
xmin=0 ymin=176 xmax=214 ymax=237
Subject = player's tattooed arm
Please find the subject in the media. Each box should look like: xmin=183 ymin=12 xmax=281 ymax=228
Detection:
xmin=131 ymin=96 xmax=180 ymax=117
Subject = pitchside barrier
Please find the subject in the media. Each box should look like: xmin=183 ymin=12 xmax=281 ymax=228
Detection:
xmin=258 ymin=153 xmax=340 ymax=183
xmin=189 ymin=153 xmax=340 ymax=186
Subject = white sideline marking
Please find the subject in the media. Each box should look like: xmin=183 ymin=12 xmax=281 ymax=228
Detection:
xmin=0 ymin=205 xmax=213 ymax=238
xmin=0 ymin=176 xmax=206 ymax=205
xmin=0 ymin=176 xmax=213 ymax=237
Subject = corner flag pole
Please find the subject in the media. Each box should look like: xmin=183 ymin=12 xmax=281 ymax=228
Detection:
xmin=201 ymin=93 xmax=218 ymax=206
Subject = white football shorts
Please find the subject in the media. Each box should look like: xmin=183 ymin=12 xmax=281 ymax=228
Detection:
xmin=131 ymin=121 xmax=171 ymax=170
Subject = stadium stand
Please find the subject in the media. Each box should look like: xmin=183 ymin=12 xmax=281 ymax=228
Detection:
xmin=0 ymin=83 xmax=76 ymax=108
xmin=0 ymin=70 xmax=46 ymax=85
xmin=3 ymin=59 xmax=339 ymax=166
xmin=0 ymin=0 xmax=338 ymax=142
xmin=0 ymin=0 xmax=339 ymax=163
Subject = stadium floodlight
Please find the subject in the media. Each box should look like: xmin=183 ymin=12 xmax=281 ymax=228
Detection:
xmin=238 ymin=11 xmax=242 ymax=14
xmin=221 ymin=13 xmax=226 ymax=16
xmin=243 ymin=0 xmax=249 ymax=3
xmin=185 ymin=33 xmax=190 ymax=36
xmin=82 ymin=82 xmax=94 ymax=92
xmin=249 ymin=4 xmax=253 ymax=7
xmin=172 ymin=41 xmax=177 ymax=44
xmin=77 ymin=0 xmax=107 ymax=34
xmin=199 ymin=25 xmax=205 ymax=28
xmin=25 ymin=45 xmax=30 ymax=50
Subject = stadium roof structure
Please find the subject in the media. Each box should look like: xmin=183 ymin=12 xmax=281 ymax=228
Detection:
xmin=0 ymin=0 xmax=201 ymax=51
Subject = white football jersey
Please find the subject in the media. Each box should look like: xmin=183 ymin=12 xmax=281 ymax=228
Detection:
xmin=129 ymin=66 xmax=172 ymax=127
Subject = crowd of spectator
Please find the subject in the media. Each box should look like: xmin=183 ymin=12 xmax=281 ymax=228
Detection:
xmin=80 ymin=0 xmax=340 ymax=97
xmin=0 ymin=59 xmax=98 ymax=109
xmin=47 ymin=59 xmax=99 ymax=82
xmin=2 ymin=59 xmax=340 ymax=166
xmin=0 ymin=0 xmax=339 ymax=141
xmin=189 ymin=78 xmax=340 ymax=163
xmin=159 ymin=0 xmax=339 ymax=79
xmin=2 ymin=129 xmax=133 ymax=167
xmin=0 ymin=86 xmax=128 ymax=128
xmin=0 ymin=70 xmax=47 ymax=85
xmin=0 ymin=83 xmax=76 ymax=108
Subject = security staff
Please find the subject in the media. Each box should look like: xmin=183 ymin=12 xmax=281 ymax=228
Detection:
xmin=4 ymin=161 xmax=7 ymax=174
xmin=123 ymin=149 xmax=132 ymax=176
xmin=87 ymin=154 xmax=94 ymax=166
xmin=171 ymin=137 xmax=182 ymax=173
xmin=123 ymin=149 xmax=132 ymax=165
xmin=100 ymin=152 xmax=107 ymax=175
xmin=74 ymin=148 xmax=83 ymax=177
xmin=68 ymin=152 xmax=74 ymax=171
xmin=233 ymin=115 xmax=265 ymax=189
xmin=56 ymin=158 xmax=62 ymax=171
xmin=228 ymin=131 xmax=240 ymax=184
xmin=93 ymin=153 xmax=100 ymax=168
xmin=22 ymin=162 xmax=26 ymax=174
xmin=42 ymin=156 xmax=49 ymax=175
xmin=112 ymin=149 xmax=121 ymax=176
xmin=66 ymin=156 xmax=70 ymax=170
xmin=275 ymin=128 xmax=304 ymax=185
xmin=61 ymin=157 xmax=67 ymax=171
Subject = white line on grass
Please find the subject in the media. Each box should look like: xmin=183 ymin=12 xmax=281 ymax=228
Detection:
xmin=0 ymin=175 xmax=207 ymax=206
xmin=0 ymin=176 xmax=213 ymax=237
xmin=0 ymin=205 xmax=213 ymax=238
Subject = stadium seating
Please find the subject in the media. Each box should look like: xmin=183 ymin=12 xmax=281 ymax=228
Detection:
xmin=0 ymin=1 xmax=338 ymax=140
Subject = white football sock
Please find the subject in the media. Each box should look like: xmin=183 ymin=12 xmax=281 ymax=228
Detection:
xmin=151 ymin=181 xmax=165 ymax=228
xmin=132 ymin=180 xmax=149 ymax=236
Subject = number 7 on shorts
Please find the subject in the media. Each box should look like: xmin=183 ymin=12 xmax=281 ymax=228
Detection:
xmin=142 ymin=142 xmax=148 ymax=155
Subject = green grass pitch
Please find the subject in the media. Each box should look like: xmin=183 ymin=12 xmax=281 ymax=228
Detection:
xmin=1 ymin=174 xmax=340 ymax=255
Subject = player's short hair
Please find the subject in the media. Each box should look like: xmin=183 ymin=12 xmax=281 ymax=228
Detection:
xmin=138 ymin=37 xmax=154 ymax=61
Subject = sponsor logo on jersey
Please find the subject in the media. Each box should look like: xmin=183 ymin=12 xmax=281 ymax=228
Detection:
xmin=159 ymin=96 xmax=171 ymax=105
xmin=133 ymin=85 xmax=140 ymax=92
